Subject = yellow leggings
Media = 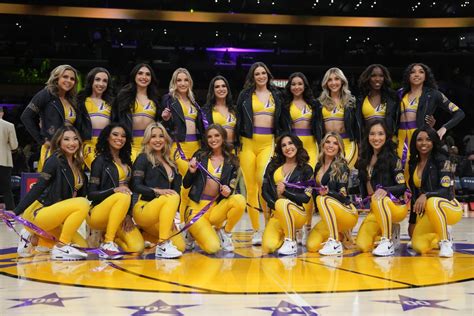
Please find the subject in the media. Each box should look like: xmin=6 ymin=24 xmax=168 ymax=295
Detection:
xmin=131 ymin=136 xmax=143 ymax=162
xmin=298 ymin=135 xmax=317 ymax=226
xmin=37 ymin=143 xmax=52 ymax=172
xmin=83 ymin=137 xmax=98 ymax=170
xmin=262 ymin=199 xmax=307 ymax=253
xmin=412 ymin=198 xmax=463 ymax=254
xmin=22 ymin=198 xmax=89 ymax=244
xmin=114 ymin=226 xmax=145 ymax=253
xmin=185 ymin=194 xmax=246 ymax=254
xmin=356 ymin=197 xmax=408 ymax=252
xmin=239 ymin=134 xmax=274 ymax=230
xmin=397 ymin=127 xmax=416 ymax=177
xmin=342 ymin=137 xmax=358 ymax=169
xmin=87 ymin=192 xmax=131 ymax=243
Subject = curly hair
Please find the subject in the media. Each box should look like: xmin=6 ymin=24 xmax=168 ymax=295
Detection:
xmin=402 ymin=63 xmax=438 ymax=92
xmin=95 ymin=122 xmax=132 ymax=166
xmin=205 ymin=75 xmax=235 ymax=113
xmin=317 ymin=132 xmax=348 ymax=182
xmin=46 ymin=64 xmax=79 ymax=107
xmin=243 ymin=62 xmax=275 ymax=90
xmin=357 ymin=119 xmax=397 ymax=181
xmin=358 ymin=64 xmax=393 ymax=97
xmin=408 ymin=125 xmax=445 ymax=166
xmin=50 ymin=124 xmax=84 ymax=171
xmin=268 ymin=133 xmax=309 ymax=169
xmin=283 ymin=72 xmax=316 ymax=110
xmin=141 ymin=122 xmax=176 ymax=170
xmin=197 ymin=124 xmax=239 ymax=167
xmin=318 ymin=67 xmax=355 ymax=111
xmin=77 ymin=67 xmax=115 ymax=106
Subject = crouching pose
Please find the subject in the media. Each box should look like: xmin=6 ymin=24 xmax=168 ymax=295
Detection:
xmin=14 ymin=126 xmax=89 ymax=260
xmin=87 ymin=123 xmax=144 ymax=258
xmin=409 ymin=126 xmax=463 ymax=257
xmin=307 ymin=132 xmax=358 ymax=255
xmin=183 ymin=124 xmax=245 ymax=253
xmin=355 ymin=120 xmax=408 ymax=256
xmin=132 ymin=123 xmax=185 ymax=258
xmin=261 ymin=133 xmax=313 ymax=255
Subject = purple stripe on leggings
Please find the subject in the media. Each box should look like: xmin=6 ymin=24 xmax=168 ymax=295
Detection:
xmin=293 ymin=128 xmax=312 ymax=136
xmin=185 ymin=134 xmax=198 ymax=142
xmin=400 ymin=121 xmax=417 ymax=130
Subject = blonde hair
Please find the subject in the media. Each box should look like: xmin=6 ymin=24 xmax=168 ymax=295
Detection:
xmin=168 ymin=68 xmax=195 ymax=103
xmin=141 ymin=123 xmax=176 ymax=169
xmin=46 ymin=64 xmax=79 ymax=104
xmin=318 ymin=67 xmax=354 ymax=111
xmin=317 ymin=132 xmax=348 ymax=182
xmin=50 ymin=124 xmax=84 ymax=172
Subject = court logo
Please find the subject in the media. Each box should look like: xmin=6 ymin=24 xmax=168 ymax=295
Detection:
xmin=374 ymin=294 xmax=455 ymax=311
xmin=250 ymin=300 xmax=327 ymax=315
xmin=8 ymin=292 xmax=85 ymax=309
xmin=119 ymin=299 xmax=198 ymax=315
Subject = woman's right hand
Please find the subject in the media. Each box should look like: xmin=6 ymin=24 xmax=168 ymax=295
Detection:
xmin=162 ymin=108 xmax=172 ymax=121
xmin=319 ymin=186 xmax=329 ymax=196
xmin=153 ymin=188 xmax=178 ymax=196
xmin=188 ymin=157 xmax=198 ymax=173
xmin=114 ymin=186 xmax=132 ymax=195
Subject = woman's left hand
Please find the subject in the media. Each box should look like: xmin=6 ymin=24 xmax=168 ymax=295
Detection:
xmin=220 ymin=185 xmax=231 ymax=197
xmin=437 ymin=127 xmax=447 ymax=140
xmin=414 ymin=194 xmax=427 ymax=214
xmin=276 ymin=182 xmax=286 ymax=197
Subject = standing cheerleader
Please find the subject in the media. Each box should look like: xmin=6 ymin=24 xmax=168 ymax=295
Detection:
xmin=132 ymin=123 xmax=184 ymax=258
xmin=183 ymin=125 xmax=245 ymax=253
xmin=315 ymin=68 xmax=358 ymax=168
xmin=236 ymin=62 xmax=289 ymax=245
xmin=307 ymin=132 xmax=358 ymax=255
xmin=261 ymin=133 xmax=313 ymax=255
xmin=203 ymin=75 xmax=237 ymax=148
xmin=77 ymin=67 xmax=115 ymax=170
xmin=87 ymin=123 xmax=144 ymax=257
xmin=21 ymin=65 xmax=80 ymax=171
xmin=113 ymin=63 xmax=160 ymax=161
xmin=409 ymin=126 xmax=463 ymax=257
xmin=355 ymin=120 xmax=408 ymax=256
xmin=14 ymin=125 xmax=89 ymax=260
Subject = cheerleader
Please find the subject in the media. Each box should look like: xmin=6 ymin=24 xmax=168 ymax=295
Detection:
xmin=409 ymin=126 xmax=463 ymax=257
xmin=132 ymin=123 xmax=184 ymax=258
xmin=236 ymin=62 xmax=289 ymax=245
xmin=77 ymin=67 xmax=115 ymax=170
xmin=315 ymin=68 xmax=358 ymax=168
xmin=307 ymin=132 xmax=358 ymax=255
xmin=87 ymin=123 xmax=144 ymax=258
xmin=14 ymin=125 xmax=89 ymax=260
xmin=113 ymin=63 xmax=160 ymax=161
xmin=21 ymin=65 xmax=80 ymax=171
xmin=183 ymin=124 xmax=245 ymax=253
xmin=355 ymin=120 xmax=408 ymax=256
xmin=261 ymin=133 xmax=313 ymax=255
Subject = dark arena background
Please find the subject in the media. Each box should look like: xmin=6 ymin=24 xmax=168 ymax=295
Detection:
xmin=0 ymin=1 xmax=473 ymax=315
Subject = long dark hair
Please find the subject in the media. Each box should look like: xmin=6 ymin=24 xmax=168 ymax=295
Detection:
xmin=243 ymin=62 xmax=275 ymax=90
xmin=77 ymin=67 xmax=115 ymax=105
xmin=408 ymin=125 xmax=445 ymax=166
xmin=205 ymin=75 xmax=235 ymax=113
xmin=284 ymin=72 xmax=316 ymax=110
xmin=269 ymin=132 xmax=309 ymax=169
xmin=197 ymin=124 xmax=239 ymax=167
xmin=115 ymin=63 xmax=159 ymax=115
xmin=402 ymin=63 xmax=438 ymax=93
xmin=50 ymin=124 xmax=84 ymax=171
xmin=95 ymin=122 xmax=132 ymax=166
xmin=357 ymin=119 xmax=397 ymax=181
xmin=358 ymin=64 xmax=394 ymax=97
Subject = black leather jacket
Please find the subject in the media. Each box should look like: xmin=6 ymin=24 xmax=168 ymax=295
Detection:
xmin=235 ymin=87 xmax=290 ymax=141
xmin=315 ymin=100 xmax=357 ymax=142
xmin=396 ymin=87 xmax=465 ymax=131
xmin=14 ymin=154 xmax=87 ymax=215
xmin=355 ymin=91 xmax=398 ymax=141
xmin=21 ymin=88 xmax=79 ymax=144
xmin=262 ymin=160 xmax=313 ymax=210
xmin=131 ymin=153 xmax=182 ymax=201
xmin=314 ymin=161 xmax=351 ymax=204
xmin=280 ymin=98 xmax=320 ymax=140
xmin=182 ymin=152 xmax=239 ymax=203
xmin=408 ymin=153 xmax=455 ymax=201
xmin=160 ymin=94 xmax=205 ymax=143
xmin=112 ymin=98 xmax=160 ymax=134
xmin=358 ymin=154 xmax=407 ymax=198
xmin=88 ymin=155 xmax=131 ymax=205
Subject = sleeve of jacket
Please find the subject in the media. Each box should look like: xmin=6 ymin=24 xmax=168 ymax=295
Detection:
xmin=435 ymin=91 xmax=465 ymax=130
xmin=14 ymin=155 xmax=57 ymax=215
xmin=225 ymin=163 xmax=239 ymax=197
xmin=385 ymin=93 xmax=398 ymax=136
xmin=235 ymin=91 xmax=245 ymax=144
xmin=355 ymin=97 xmax=363 ymax=143
xmin=160 ymin=94 xmax=176 ymax=134
xmin=77 ymin=172 xmax=88 ymax=198
xmin=172 ymin=172 xmax=182 ymax=194
xmin=425 ymin=157 xmax=453 ymax=199
xmin=131 ymin=154 xmax=156 ymax=198
xmin=329 ymin=165 xmax=350 ymax=202
xmin=282 ymin=164 xmax=312 ymax=204
xmin=262 ymin=164 xmax=277 ymax=210
xmin=384 ymin=156 xmax=407 ymax=197
xmin=8 ymin=123 xmax=18 ymax=151
xmin=21 ymin=89 xmax=49 ymax=144
xmin=87 ymin=157 xmax=115 ymax=203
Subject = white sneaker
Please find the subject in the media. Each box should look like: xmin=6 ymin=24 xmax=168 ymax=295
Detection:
xmin=218 ymin=229 xmax=234 ymax=252
xmin=278 ymin=238 xmax=297 ymax=256
xmin=17 ymin=228 xmax=33 ymax=258
xmin=155 ymin=240 xmax=182 ymax=259
xmin=184 ymin=231 xmax=195 ymax=250
xmin=372 ymin=237 xmax=395 ymax=256
xmin=439 ymin=239 xmax=454 ymax=258
xmin=51 ymin=244 xmax=88 ymax=260
xmin=319 ymin=238 xmax=343 ymax=256
xmin=251 ymin=230 xmax=262 ymax=246
xmin=391 ymin=223 xmax=401 ymax=250
xmin=99 ymin=242 xmax=123 ymax=259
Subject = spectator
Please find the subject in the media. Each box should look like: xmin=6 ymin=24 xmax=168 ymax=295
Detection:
xmin=0 ymin=107 xmax=19 ymax=212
